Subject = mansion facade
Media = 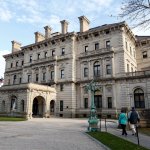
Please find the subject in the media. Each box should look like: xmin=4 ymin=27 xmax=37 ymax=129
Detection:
xmin=0 ymin=16 xmax=150 ymax=119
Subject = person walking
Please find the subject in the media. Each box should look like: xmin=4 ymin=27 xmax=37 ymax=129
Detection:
xmin=128 ymin=107 xmax=140 ymax=135
xmin=119 ymin=109 xmax=128 ymax=136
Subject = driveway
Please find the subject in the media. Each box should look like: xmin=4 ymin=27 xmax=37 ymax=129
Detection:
xmin=0 ymin=118 xmax=106 ymax=150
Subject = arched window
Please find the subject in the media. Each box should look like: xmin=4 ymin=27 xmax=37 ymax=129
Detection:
xmin=134 ymin=88 xmax=145 ymax=108
xmin=93 ymin=61 xmax=100 ymax=77
xmin=21 ymin=100 xmax=24 ymax=112
xmin=1 ymin=100 xmax=5 ymax=112
xmin=11 ymin=96 xmax=17 ymax=110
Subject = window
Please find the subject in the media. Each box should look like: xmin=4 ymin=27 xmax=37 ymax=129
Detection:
xmin=36 ymin=74 xmax=38 ymax=82
xmin=134 ymin=88 xmax=145 ymax=108
xmin=84 ymin=98 xmax=88 ymax=109
xmin=52 ymin=50 xmax=55 ymax=56
xmin=11 ymin=96 xmax=17 ymax=110
xmin=84 ymin=68 xmax=88 ymax=77
xmin=11 ymin=63 xmax=13 ymax=68
xmin=106 ymin=65 xmax=111 ymax=75
xmin=85 ymin=46 xmax=88 ymax=52
xmin=43 ymin=72 xmax=46 ymax=81
xmin=30 ymin=56 xmax=32 ymax=63
xmin=93 ymin=61 xmax=100 ymax=77
xmin=62 ymin=48 xmax=65 ymax=55
xmin=21 ymin=100 xmax=24 ymax=112
xmin=60 ymin=84 xmax=64 ymax=91
xmin=94 ymin=95 xmax=102 ymax=108
xmin=95 ymin=43 xmax=99 ymax=50
xmin=22 ymin=60 xmax=24 ymax=66
xmin=107 ymin=97 xmax=112 ymax=108
xmin=126 ymin=41 xmax=128 ymax=50
xmin=130 ymin=47 xmax=132 ymax=55
xmin=61 ymin=69 xmax=64 ymax=79
xmin=60 ymin=100 xmax=63 ymax=111
xmin=13 ymin=75 xmax=16 ymax=84
xmin=143 ymin=51 xmax=147 ymax=58
xmin=19 ymin=78 xmax=22 ymax=83
xmin=45 ymin=52 xmax=47 ymax=58
xmin=51 ymin=71 xmax=54 ymax=80
xmin=127 ymin=64 xmax=129 ymax=72
xmin=28 ymin=75 xmax=31 ymax=83
xmin=16 ymin=61 xmax=18 ymax=67
xmin=106 ymin=41 xmax=110 ymax=48
xmin=37 ymin=53 xmax=40 ymax=60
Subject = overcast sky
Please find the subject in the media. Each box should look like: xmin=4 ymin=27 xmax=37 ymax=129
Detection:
xmin=0 ymin=0 xmax=149 ymax=78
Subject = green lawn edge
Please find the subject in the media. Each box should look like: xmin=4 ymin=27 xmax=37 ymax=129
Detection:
xmin=0 ymin=117 xmax=27 ymax=121
xmin=87 ymin=132 xmax=148 ymax=150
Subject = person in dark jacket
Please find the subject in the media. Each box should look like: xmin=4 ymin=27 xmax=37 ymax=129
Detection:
xmin=119 ymin=109 xmax=128 ymax=136
xmin=128 ymin=107 xmax=140 ymax=135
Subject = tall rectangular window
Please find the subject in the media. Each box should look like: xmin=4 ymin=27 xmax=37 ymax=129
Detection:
xmin=30 ymin=56 xmax=32 ymax=63
xmin=127 ymin=64 xmax=129 ymax=72
xmin=94 ymin=95 xmax=102 ymax=108
xmin=84 ymin=68 xmax=88 ymax=77
xmin=43 ymin=72 xmax=46 ymax=81
xmin=45 ymin=52 xmax=47 ymax=58
xmin=28 ymin=75 xmax=31 ymax=83
xmin=16 ymin=61 xmax=18 ymax=67
xmin=126 ymin=41 xmax=128 ymax=50
xmin=85 ymin=46 xmax=88 ymax=52
xmin=13 ymin=75 xmax=16 ymax=84
xmin=106 ymin=64 xmax=111 ymax=75
xmin=60 ymin=100 xmax=63 ymax=111
xmin=143 ymin=51 xmax=147 ymax=58
xmin=36 ymin=74 xmax=38 ymax=82
xmin=62 ymin=48 xmax=65 ymax=55
xmin=37 ymin=53 xmax=40 ymax=60
xmin=61 ymin=69 xmax=64 ymax=79
xmin=51 ymin=71 xmax=54 ymax=80
xmin=22 ymin=60 xmax=24 ymax=66
xmin=11 ymin=63 xmax=13 ymax=68
xmin=60 ymin=84 xmax=64 ymax=91
xmin=19 ymin=78 xmax=22 ymax=83
xmin=95 ymin=43 xmax=99 ymax=50
xmin=108 ymin=97 xmax=112 ymax=108
xmin=52 ymin=50 xmax=55 ymax=56
xmin=84 ymin=98 xmax=88 ymax=109
xmin=106 ymin=41 xmax=110 ymax=48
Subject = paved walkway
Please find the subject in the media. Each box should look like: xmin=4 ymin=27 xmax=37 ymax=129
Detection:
xmin=104 ymin=120 xmax=150 ymax=149
xmin=0 ymin=118 xmax=106 ymax=150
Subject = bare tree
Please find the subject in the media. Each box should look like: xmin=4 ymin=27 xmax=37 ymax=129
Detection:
xmin=120 ymin=0 xmax=150 ymax=29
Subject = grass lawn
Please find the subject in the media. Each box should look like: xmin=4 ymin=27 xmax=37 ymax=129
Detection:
xmin=88 ymin=132 xmax=148 ymax=150
xmin=0 ymin=117 xmax=26 ymax=121
xmin=138 ymin=128 xmax=150 ymax=136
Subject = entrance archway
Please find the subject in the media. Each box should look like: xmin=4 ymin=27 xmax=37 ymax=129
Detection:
xmin=32 ymin=96 xmax=45 ymax=117
xmin=50 ymin=100 xmax=55 ymax=115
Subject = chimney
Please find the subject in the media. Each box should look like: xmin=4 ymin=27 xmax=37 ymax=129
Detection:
xmin=44 ymin=26 xmax=52 ymax=39
xmin=34 ymin=32 xmax=45 ymax=43
xmin=60 ymin=20 xmax=69 ymax=34
xmin=11 ymin=40 xmax=21 ymax=53
xmin=78 ymin=16 xmax=90 ymax=32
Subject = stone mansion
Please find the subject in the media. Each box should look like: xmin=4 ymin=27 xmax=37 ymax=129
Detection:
xmin=0 ymin=16 xmax=150 ymax=119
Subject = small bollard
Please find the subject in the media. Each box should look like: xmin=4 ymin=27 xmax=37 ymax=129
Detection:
xmin=136 ymin=125 xmax=140 ymax=146
xmin=105 ymin=118 xmax=107 ymax=132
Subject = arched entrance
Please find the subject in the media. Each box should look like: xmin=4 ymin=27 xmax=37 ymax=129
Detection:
xmin=32 ymin=96 xmax=45 ymax=117
xmin=50 ymin=100 xmax=55 ymax=116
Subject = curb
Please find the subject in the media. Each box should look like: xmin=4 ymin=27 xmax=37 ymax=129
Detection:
xmin=83 ymin=132 xmax=111 ymax=150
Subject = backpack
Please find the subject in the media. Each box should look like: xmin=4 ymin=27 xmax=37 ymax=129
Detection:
xmin=129 ymin=111 xmax=139 ymax=124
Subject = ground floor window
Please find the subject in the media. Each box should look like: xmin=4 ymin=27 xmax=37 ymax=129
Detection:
xmin=134 ymin=88 xmax=145 ymax=108
xmin=84 ymin=98 xmax=88 ymax=108
xmin=107 ymin=97 xmax=112 ymax=108
xmin=60 ymin=100 xmax=63 ymax=111
xmin=94 ymin=95 xmax=102 ymax=108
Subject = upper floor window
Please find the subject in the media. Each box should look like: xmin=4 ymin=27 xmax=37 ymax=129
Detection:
xmin=93 ymin=61 xmax=100 ymax=77
xmin=61 ymin=69 xmax=64 ymax=79
xmin=143 ymin=51 xmax=147 ymax=58
xmin=60 ymin=100 xmax=63 ymax=111
xmin=127 ymin=64 xmax=129 ymax=72
xmin=51 ymin=71 xmax=54 ymax=80
xmin=84 ymin=98 xmax=88 ymax=109
xmin=43 ymin=72 xmax=46 ymax=81
xmin=95 ymin=43 xmax=99 ymax=50
xmin=45 ymin=52 xmax=48 ymax=58
xmin=22 ymin=60 xmax=24 ymax=66
xmin=28 ymin=75 xmax=31 ymax=83
xmin=16 ymin=61 xmax=18 ymax=67
xmin=106 ymin=41 xmax=110 ymax=48
xmin=36 ymin=74 xmax=38 ymax=82
xmin=52 ymin=50 xmax=55 ymax=56
xmin=19 ymin=78 xmax=22 ymax=83
xmin=30 ymin=56 xmax=32 ymax=63
xmin=37 ymin=53 xmax=40 ymax=60
xmin=60 ymin=84 xmax=64 ymax=91
xmin=62 ymin=48 xmax=65 ymax=55
xmin=11 ymin=63 xmax=13 ymax=68
xmin=126 ymin=41 xmax=128 ymax=50
xmin=13 ymin=75 xmax=16 ymax=84
xmin=106 ymin=64 xmax=111 ymax=75
xmin=84 ymin=68 xmax=88 ymax=77
xmin=85 ymin=46 xmax=88 ymax=52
